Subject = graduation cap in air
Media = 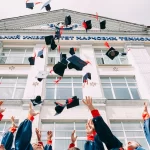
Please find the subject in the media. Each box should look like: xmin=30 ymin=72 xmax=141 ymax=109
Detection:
xmin=54 ymin=102 xmax=66 ymax=115
xmin=106 ymin=47 xmax=119 ymax=60
xmin=41 ymin=0 xmax=51 ymax=11
xmin=104 ymin=42 xmax=119 ymax=60
xmin=31 ymin=96 xmax=42 ymax=106
xmin=82 ymin=20 xmax=92 ymax=32
xmin=51 ymin=39 xmax=57 ymax=50
xmin=36 ymin=71 xmax=49 ymax=82
xmin=100 ymin=20 xmax=106 ymax=29
xmin=121 ymin=52 xmax=127 ymax=56
xmin=83 ymin=73 xmax=91 ymax=83
xmin=67 ymin=55 xmax=88 ymax=71
xmin=45 ymin=35 xmax=54 ymax=45
xmin=65 ymin=15 xmax=71 ymax=27
xmin=26 ymin=3 xmax=34 ymax=9
xmin=53 ymin=59 xmax=68 ymax=77
xmin=60 ymin=53 xmax=67 ymax=61
xmin=28 ymin=57 xmax=35 ymax=65
xmin=69 ymin=48 xmax=76 ymax=55
xmin=37 ymin=50 xmax=44 ymax=58
xmin=66 ymin=96 xmax=79 ymax=109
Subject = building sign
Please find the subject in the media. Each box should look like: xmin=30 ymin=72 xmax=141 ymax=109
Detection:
xmin=0 ymin=35 xmax=150 ymax=41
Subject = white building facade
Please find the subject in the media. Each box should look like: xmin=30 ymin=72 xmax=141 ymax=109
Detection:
xmin=0 ymin=9 xmax=150 ymax=149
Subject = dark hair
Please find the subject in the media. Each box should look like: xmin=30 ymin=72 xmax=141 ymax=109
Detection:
xmin=74 ymin=148 xmax=80 ymax=150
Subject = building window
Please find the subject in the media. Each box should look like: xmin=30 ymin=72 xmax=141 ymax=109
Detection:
xmin=46 ymin=77 xmax=83 ymax=99
xmin=48 ymin=49 xmax=79 ymax=65
xmin=0 ymin=76 xmax=27 ymax=99
xmin=95 ymin=49 xmax=128 ymax=65
xmin=41 ymin=121 xmax=86 ymax=150
xmin=101 ymin=77 xmax=140 ymax=99
xmin=0 ymin=48 xmax=33 ymax=64
xmin=110 ymin=121 xmax=150 ymax=150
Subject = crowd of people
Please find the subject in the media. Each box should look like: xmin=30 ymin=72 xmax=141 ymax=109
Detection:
xmin=0 ymin=97 xmax=149 ymax=150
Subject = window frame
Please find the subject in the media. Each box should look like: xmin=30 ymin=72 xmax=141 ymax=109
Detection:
xmin=0 ymin=76 xmax=27 ymax=99
xmin=0 ymin=47 xmax=33 ymax=64
xmin=41 ymin=121 xmax=87 ymax=150
xmin=101 ymin=76 xmax=140 ymax=99
xmin=95 ymin=49 xmax=128 ymax=65
xmin=110 ymin=120 xmax=150 ymax=149
xmin=46 ymin=77 xmax=83 ymax=100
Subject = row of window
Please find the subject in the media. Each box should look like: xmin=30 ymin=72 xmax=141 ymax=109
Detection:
xmin=0 ymin=48 xmax=127 ymax=65
xmin=0 ymin=76 xmax=140 ymax=100
xmin=0 ymin=121 xmax=149 ymax=150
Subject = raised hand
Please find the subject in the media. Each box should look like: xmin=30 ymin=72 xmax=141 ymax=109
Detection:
xmin=82 ymin=96 xmax=95 ymax=111
xmin=47 ymin=131 xmax=53 ymax=140
xmin=71 ymin=130 xmax=77 ymax=144
xmin=35 ymin=128 xmax=41 ymax=142
xmin=11 ymin=116 xmax=18 ymax=128
xmin=29 ymin=103 xmax=39 ymax=116
xmin=0 ymin=101 xmax=5 ymax=114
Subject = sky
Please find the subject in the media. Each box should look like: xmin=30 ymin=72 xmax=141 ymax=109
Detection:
xmin=0 ymin=0 xmax=150 ymax=25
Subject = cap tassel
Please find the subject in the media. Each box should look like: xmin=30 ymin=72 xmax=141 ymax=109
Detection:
xmin=104 ymin=41 xmax=110 ymax=48
xmin=82 ymin=22 xmax=87 ymax=29
xmin=67 ymin=98 xmax=73 ymax=104
xmin=35 ymin=2 xmax=42 ymax=5
xmin=85 ymin=60 xmax=91 ymax=65
xmin=50 ymin=70 xmax=53 ymax=74
xmin=42 ymin=46 xmax=45 ymax=51
xmin=54 ymin=77 xmax=62 ymax=84
xmin=58 ymin=45 xmax=60 ymax=53
xmin=60 ymin=26 xmax=63 ymax=35
xmin=55 ymin=102 xmax=63 ymax=106
xmin=33 ymin=51 xmax=36 ymax=59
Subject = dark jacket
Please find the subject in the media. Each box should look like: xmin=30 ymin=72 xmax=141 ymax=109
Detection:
xmin=1 ymin=118 xmax=52 ymax=150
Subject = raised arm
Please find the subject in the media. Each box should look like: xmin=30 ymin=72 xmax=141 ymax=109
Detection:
xmin=85 ymin=119 xmax=104 ymax=150
xmin=142 ymin=102 xmax=150 ymax=145
xmin=0 ymin=101 xmax=5 ymax=121
xmin=15 ymin=103 xmax=39 ymax=150
xmin=44 ymin=131 xmax=53 ymax=150
xmin=68 ymin=130 xmax=78 ymax=149
xmin=82 ymin=96 xmax=122 ymax=150
xmin=1 ymin=116 xmax=17 ymax=150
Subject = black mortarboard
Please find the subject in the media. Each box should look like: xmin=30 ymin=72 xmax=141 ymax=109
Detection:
xmin=60 ymin=53 xmax=67 ymax=61
xmin=106 ymin=47 xmax=119 ymax=60
xmin=26 ymin=3 xmax=34 ymax=9
xmin=41 ymin=0 xmax=51 ymax=11
xmin=37 ymin=50 xmax=44 ymax=58
xmin=83 ymin=73 xmax=91 ymax=83
xmin=51 ymin=39 xmax=57 ymax=50
xmin=36 ymin=71 xmax=49 ymax=82
xmin=100 ymin=20 xmax=106 ymax=29
xmin=28 ymin=57 xmax=35 ymax=65
xmin=45 ymin=35 xmax=54 ymax=45
xmin=86 ymin=20 xmax=92 ymax=30
xmin=67 ymin=55 xmax=87 ymax=71
xmin=121 ymin=52 xmax=127 ymax=56
xmin=55 ymin=29 xmax=61 ymax=40
xmin=69 ymin=48 xmax=75 ymax=55
xmin=65 ymin=15 xmax=71 ymax=26
xmin=31 ymin=96 xmax=42 ymax=106
xmin=66 ymin=96 xmax=79 ymax=109
xmin=53 ymin=60 xmax=68 ymax=76
xmin=54 ymin=102 xmax=66 ymax=115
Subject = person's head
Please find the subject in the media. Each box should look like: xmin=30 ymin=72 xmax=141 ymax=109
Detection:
xmin=68 ymin=147 xmax=80 ymax=150
xmin=125 ymin=141 xmax=141 ymax=150
xmin=0 ymin=145 xmax=5 ymax=150
xmin=32 ymin=143 xmax=44 ymax=150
